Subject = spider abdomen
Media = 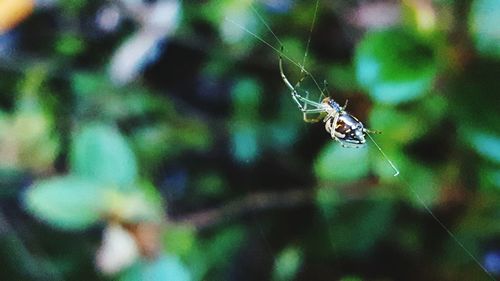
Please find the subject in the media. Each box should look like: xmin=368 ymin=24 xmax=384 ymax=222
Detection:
xmin=324 ymin=112 xmax=367 ymax=147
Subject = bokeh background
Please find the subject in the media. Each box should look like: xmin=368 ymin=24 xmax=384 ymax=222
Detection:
xmin=1 ymin=0 xmax=499 ymax=280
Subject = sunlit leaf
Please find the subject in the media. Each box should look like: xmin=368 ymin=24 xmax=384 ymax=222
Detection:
xmin=465 ymin=130 xmax=500 ymax=164
xmin=469 ymin=0 xmax=500 ymax=59
xmin=355 ymin=28 xmax=437 ymax=104
xmin=71 ymin=123 xmax=138 ymax=189
xmin=369 ymin=105 xmax=426 ymax=145
xmin=314 ymin=142 xmax=370 ymax=182
xmin=230 ymin=123 xmax=259 ymax=163
xmin=216 ymin=0 xmax=258 ymax=44
xmin=24 ymin=176 xmax=105 ymax=230
xmin=120 ymin=255 xmax=191 ymax=281
xmin=272 ymin=246 xmax=303 ymax=281
xmin=163 ymin=225 xmax=197 ymax=258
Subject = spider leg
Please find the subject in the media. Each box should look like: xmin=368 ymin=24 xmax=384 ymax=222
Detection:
xmin=342 ymin=99 xmax=348 ymax=110
xmin=321 ymin=80 xmax=328 ymax=100
xmin=324 ymin=112 xmax=340 ymax=138
xmin=279 ymin=47 xmax=306 ymax=111
xmin=301 ymin=92 xmax=325 ymax=122
xmin=364 ymin=128 xmax=382 ymax=134
xmin=279 ymin=47 xmax=324 ymax=113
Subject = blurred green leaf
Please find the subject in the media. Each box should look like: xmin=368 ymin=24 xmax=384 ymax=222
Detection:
xmin=193 ymin=172 xmax=226 ymax=198
xmin=24 ymin=176 xmax=105 ymax=230
xmin=328 ymin=64 xmax=360 ymax=92
xmin=71 ymin=123 xmax=138 ymax=189
xmin=55 ymin=33 xmax=85 ymax=56
xmin=465 ymin=131 xmax=500 ymax=164
xmin=60 ymin=0 xmax=86 ymax=16
xmin=120 ymin=255 xmax=191 ymax=281
xmin=481 ymin=168 xmax=500 ymax=191
xmin=314 ymin=142 xmax=369 ymax=182
xmin=450 ymin=61 xmax=500 ymax=134
xmin=369 ymin=105 xmax=426 ymax=145
xmin=403 ymin=163 xmax=440 ymax=207
xmin=355 ymin=28 xmax=437 ymax=104
xmin=272 ymin=246 xmax=303 ymax=281
xmin=230 ymin=123 xmax=259 ymax=163
xmin=71 ymin=72 xmax=107 ymax=97
xmin=469 ymin=0 xmax=500 ymax=59
xmin=328 ymin=200 xmax=395 ymax=256
xmin=163 ymin=225 xmax=197 ymax=258
xmin=190 ymin=226 xmax=246 ymax=281
xmin=210 ymin=0 xmax=257 ymax=44
xmin=315 ymin=187 xmax=341 ymax=219
xmin=103 ymin=188 xmax=163 ymax=224
xmin=231 ymin=78 xmax=262 ymax=118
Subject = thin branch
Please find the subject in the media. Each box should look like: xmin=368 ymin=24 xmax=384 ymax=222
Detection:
xmin=173 ymin=188 xmax=314 ymax=229
xmin=172 ymin=180 xmax=378 ymax=229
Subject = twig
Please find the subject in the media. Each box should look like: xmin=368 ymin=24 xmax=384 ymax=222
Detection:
xmin=173 ymin=188 xmax=314 ymax=229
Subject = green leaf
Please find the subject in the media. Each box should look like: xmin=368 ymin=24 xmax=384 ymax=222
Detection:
xmin=315 ymin=187 xmax=341 ymax=219
xmin=328 ymin=64 xmax=360 ymax=92
xmin=355 ymin=29 xmax=437 ymax=104
xmin=272 ymin=246 xmax=303 ymax=281
xmin=55 ymin=33 xmax=85 ymax=56
xmin=120 ymin=255 xmax=191 ymax=281
xmin=450 ymin=61 xmax=500 ymax=134
xmin=314 ymin=142 xmax=370 ymax=182
xmin=230 ymin=123 xmax=259 ymax=163
xmin=71 ymin=72 xmax=107 ymax=97
xmin=71 ymin=124 xmax=138 ymax=189
xmin=163 ymin=225 xmax=197 ymax=258
xmin=469 ymin=0 xmax=500 ymax=59
xmin=481 ymin=168 xmax=500 ymax=191
xmin=465 ymin=130 xmax=500 ymax=164
xmin=327 ymin=200 xmax=395 ymax=256
xmin=369 ymin=105 xmax=426 ymax=145
xmin=189 ymin=226 xmax=246 ymax=281
xmin=231 ymin=78 xmax=262 ymax=119
xmin=24 ymin=176 xmax=105 ymax=230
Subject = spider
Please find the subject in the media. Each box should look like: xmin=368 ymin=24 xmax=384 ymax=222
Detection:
xmin=278 ymin=49 xmax=380 ymax=149
xmin=224 ymin=8 xmax=399 ymax=176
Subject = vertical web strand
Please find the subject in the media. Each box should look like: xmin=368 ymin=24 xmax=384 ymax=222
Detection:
xmin=237 ymin=1 xmax=327 ymax=101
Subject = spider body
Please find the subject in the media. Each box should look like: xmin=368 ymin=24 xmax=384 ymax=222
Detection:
xmin=322 ymin=97 xmax=367 ymax=148
xmin=278 ymin=54 xmax=374 ymax=148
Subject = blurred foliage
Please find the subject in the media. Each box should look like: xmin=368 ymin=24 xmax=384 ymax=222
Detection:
xmin=0 ymin=0 xmax=500 ymax=281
